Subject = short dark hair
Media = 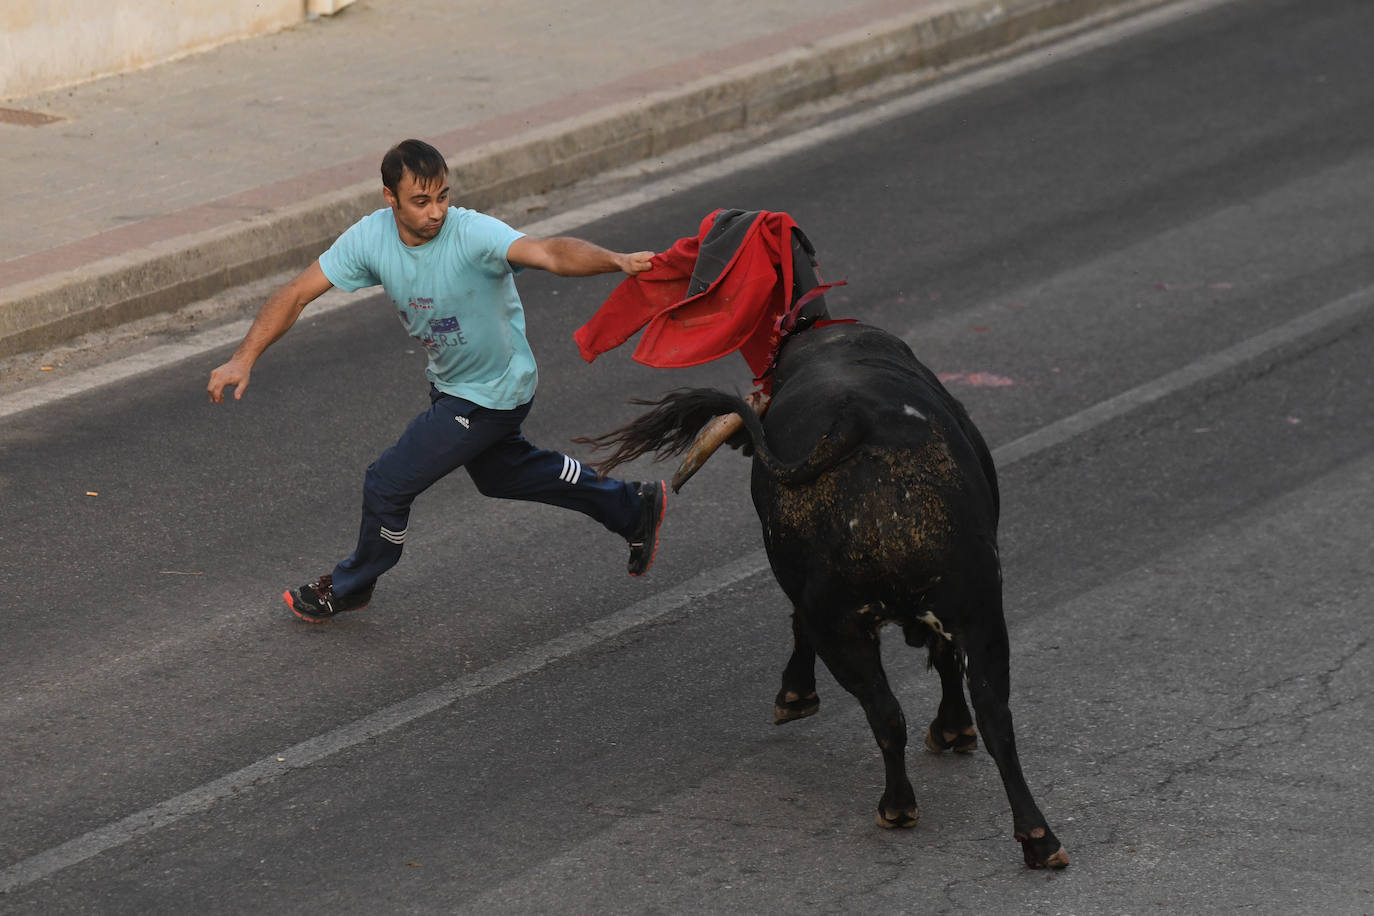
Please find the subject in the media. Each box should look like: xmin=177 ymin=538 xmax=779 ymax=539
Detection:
xmin=381 ymin=139 xmax=448 ymax=194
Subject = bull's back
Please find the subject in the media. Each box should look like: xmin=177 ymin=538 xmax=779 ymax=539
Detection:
xmin=754 ymin=323 xmax=997 ymax=588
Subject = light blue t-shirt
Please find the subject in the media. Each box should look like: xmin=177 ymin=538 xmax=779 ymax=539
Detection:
xmin=318 ymin=206 xmax=534 ymax=409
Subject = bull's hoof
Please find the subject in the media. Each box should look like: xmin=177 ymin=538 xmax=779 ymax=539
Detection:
xmin=924 ymin=722 xmax=978 ymax=754
xmin=773 ymin=690 xmax=819 ymax=725
xmin=876 ymin=806 xmax=920 ymax=829
xmin=1016 ymin=826 xmax=1070 ymax=869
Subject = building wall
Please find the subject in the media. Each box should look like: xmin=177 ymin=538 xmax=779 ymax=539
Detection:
xmin=1 ymin=0 xmax=353 ymax=99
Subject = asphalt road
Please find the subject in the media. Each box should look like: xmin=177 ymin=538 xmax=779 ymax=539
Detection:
xmin=3 ymin=0 xmax=1373 ymax=912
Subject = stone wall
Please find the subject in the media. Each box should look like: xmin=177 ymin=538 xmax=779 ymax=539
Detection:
xmin=1 ymin=0 xmax=353 ymax=99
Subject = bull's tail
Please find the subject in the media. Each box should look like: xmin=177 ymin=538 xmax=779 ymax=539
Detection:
xmin=578 ymin=388 xmax=866 ymax=486
xmin=576 ymin=389 xmax=747 ymax=478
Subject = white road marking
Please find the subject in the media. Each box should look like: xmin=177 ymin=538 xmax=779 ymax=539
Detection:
xmin=993 ymin=285 xmax=1374 ymax=466
xmin=6 ymin=0 xmax=1359 ymax=895
xmin=0 ymin=0 xmax=1239 ymax=424
xmin=0 ymin=553 xmax=766 ymax=896
xmin=6 ymin=278 xmax=1366 ymax=894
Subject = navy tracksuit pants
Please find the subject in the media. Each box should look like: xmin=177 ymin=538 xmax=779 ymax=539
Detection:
xmin=330 ymin=387 xmax=641 ymax=597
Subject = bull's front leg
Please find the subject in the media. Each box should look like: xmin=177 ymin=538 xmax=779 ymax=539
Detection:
xmin=775 ymin=611 xmax=820 ymax=724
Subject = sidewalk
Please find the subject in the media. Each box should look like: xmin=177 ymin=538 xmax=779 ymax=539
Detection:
xmin=0 ymin=0 xmax=1165 ymax=362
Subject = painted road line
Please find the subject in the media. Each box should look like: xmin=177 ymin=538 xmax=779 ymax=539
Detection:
xmin=0 ymin=0 xmax=1344 ymax=894
xmin=994 ymin=284 xmax=1374 ymax=466
xmin=3 ymin=277 xmax=1370 ymax=895
xmin=0 ymin=553 xmax=765 ymax=896
xmin=0 ymin=0 xmax=1238 ymax=423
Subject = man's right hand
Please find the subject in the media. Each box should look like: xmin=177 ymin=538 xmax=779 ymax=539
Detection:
xmin=207 ymin=358 xmax=251 ymax=404
xmin=205 ymin=261 xmax=333 ymax=404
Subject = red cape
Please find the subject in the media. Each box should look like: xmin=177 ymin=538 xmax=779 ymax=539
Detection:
xmin=574 ymin=210 xmax=808 ymax=382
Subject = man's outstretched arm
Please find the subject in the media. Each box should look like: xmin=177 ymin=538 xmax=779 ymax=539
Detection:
xmin=207 ymin=260 xmax=334 ymax=403
xmin=507 ymin=236 xmax=654 ymax=277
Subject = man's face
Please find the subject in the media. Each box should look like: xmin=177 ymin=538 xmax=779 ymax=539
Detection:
xmin=383 ymin=170 xmax=449 ymax=246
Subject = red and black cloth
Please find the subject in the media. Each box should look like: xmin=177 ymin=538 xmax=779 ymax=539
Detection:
xmin=574 ymin=209 xmax=841 ymax=390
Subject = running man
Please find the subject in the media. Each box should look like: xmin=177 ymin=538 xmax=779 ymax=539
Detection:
xmin=207 ymin=139 xmax=666 ymax=622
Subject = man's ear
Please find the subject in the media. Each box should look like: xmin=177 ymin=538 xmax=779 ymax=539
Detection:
xmin=382 ymin=185 xmax=398 ymax=209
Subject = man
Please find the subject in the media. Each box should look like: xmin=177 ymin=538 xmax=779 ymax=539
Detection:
xmin=207 ymin=138 xmax=666 ymax=623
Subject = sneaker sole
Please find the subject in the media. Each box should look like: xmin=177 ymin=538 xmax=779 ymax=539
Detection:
xmin=631 ymin=480 xmax=668 ymax=578
xmin=282 ymin=589 xmax=368 ymax=623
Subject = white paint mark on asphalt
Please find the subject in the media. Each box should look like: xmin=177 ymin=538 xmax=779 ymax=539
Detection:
xmin=992 ymin=285 xmax=1374 ymax=466
xmin=0 ymin=552 xmax=766 ymax=895
xmin=5 ymin=278 xmax=1367 ymax=894
xmin=521 ymin=0 xmax=1246 ymax=240
xmin=0 ymin=0 xmax=1344 ymax=894
xmin=0 ymin=0 xmax=1239 ymax=424
xmin=0 ymin=299 xmax=341 ymax=421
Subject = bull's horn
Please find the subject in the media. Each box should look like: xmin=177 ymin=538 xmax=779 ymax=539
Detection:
xmin=670 ymin=392 xmax=770 ymax=493
xmin=671 ymin=413 xmax=742 ymax=492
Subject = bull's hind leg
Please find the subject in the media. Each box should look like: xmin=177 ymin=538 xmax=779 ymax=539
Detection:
xmin=924 ymin=637 xmax=978 ymax=754
xmin=961 ymin=613 xmax=1069 ymax=869
xmin=775 ymin=612 xmax=820 ymax=724
xmin=806 ymin=611 xmax=918 ymax=829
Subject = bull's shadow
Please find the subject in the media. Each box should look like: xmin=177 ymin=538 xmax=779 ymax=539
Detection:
xmin=582 ymin=317 xmax=1069 ymax=870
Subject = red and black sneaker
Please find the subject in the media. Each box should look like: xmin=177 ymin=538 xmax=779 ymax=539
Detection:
xmin=283 ymin=574 xmax=373 ymax=623
xmin=627 ymin=481 xmax=667 ymax=577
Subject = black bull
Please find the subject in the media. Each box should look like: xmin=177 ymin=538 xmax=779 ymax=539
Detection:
xmin=585 ymin=320 xmax=1068 ymax=869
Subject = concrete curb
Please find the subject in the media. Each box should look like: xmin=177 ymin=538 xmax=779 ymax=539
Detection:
xmin=0 ymin=0 xmax=1166 ymax=360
